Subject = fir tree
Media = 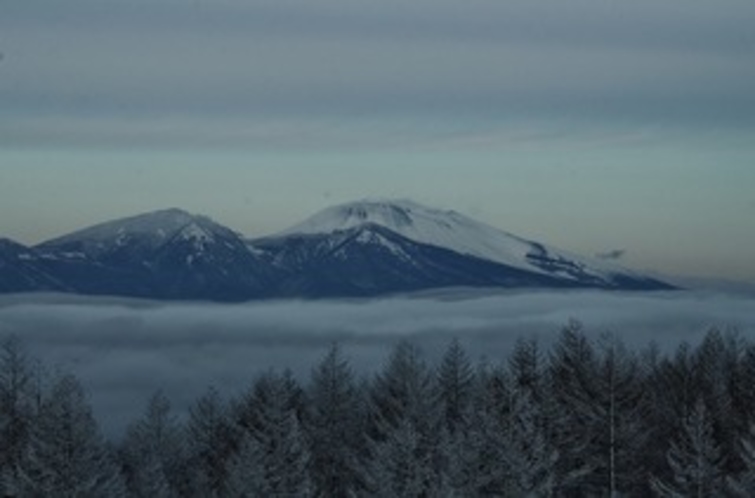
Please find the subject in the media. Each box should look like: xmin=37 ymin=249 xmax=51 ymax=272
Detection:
xmin=547 ymin=321 xmax=599 ymax=494
xmin=593 ymin=334 xmax=648 ymax=496
xmin=446 ymin=360 xmax=510 ymax=496
xmin=726 ymin=423 xmax=755 ymax=497
xmin=502 ymin=387 xmax=559 ymax=497
xmin=121 ymin=390 xmax=183 ymax=498
xmin=226 ymin=432 xmax=267 ymax=497
xmin=233 ymin=371 xmax=311 ymax=497
xmin=437 ymin=338 xmax=475 ymax=435
xmin=0 ymin=336 xmax=35 ymax=497
xmin=509 ymin=336 xmax=544 ymax=396
xmin=307 ymin=343 xmax=365 ymax=497
xmin=25 ymin=374 xmax=126 ymax=497
xmin=369 ymin=417 xmax=449 ymax=498
xmin=184 ymin=387 xmax=238 ymax=498
xmin=733 ymin=344 xmax=755 ymax=431
xmin=693 ymin=329 xmax=739 ymax=473
xmin=367 ymin=341 xmax=446 ymax=496
xmin=650 ymin=398 xmax=727 ymax=497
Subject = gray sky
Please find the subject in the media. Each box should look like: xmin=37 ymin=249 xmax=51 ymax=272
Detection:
xmin=1 ymin=0 xmax=754 ymax=280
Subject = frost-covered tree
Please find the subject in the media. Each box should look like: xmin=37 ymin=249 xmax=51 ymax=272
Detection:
xmin=437 ymin=338 xmax=475 ymax=435
xmin=509 ymin=337 xmax=545 ymax=397
xmin=369 ymin=417 xmax=451 ymax=498
xmin=121 ymin=390 xmax=183 ymax=498
xmin=445 ymin=360 xmax=510 ymax=496
xmin=650 ymin=398 xmax=726 ymax=497
xmin=502 ymin=388 xmax=559 ymax=497
xmin=184 ymin=387 xmax=238 ymax=498
xmin=641 ymin=341 xmax=701 ymax=491
xmin=732 ymin=344 xmax=755 ymax=432
xmin=548 ymin=326 xmax=647 ymax=496
xmin=693 ymin=329 xmax=740 ymax=471
xmin=226 ymin=432 xmax=267 ymax=497
xmin=547 ymin=321 xmax=599 ymax=494
xmin=506 ymin=336 xmax=564 ymax=496
xmin=10 ymin=322 xmax=755 ymax=497
xmin=726 ymin=423 xmax=755 ymax=497
xmin=593 ymin=334 xmax=648 ymax=496
xmin=307 ymin=343 xmax=365 ymax=497
xmin=235 ymin=369 xmax=306 ymax=434
xmin=367 ymin=341 xmax=446 ymax=496
xmin=232 ymin=370 xmax=311 ymax=497
xmin=449 ymin=356 xmax=557 ymax=497
xmin=25 ymin=374 xmax=126 ymax=497
xmin=0 ymin=336 xmax=36 ymax=496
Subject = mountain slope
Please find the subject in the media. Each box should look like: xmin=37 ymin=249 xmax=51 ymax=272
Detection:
xmin=258 ymin=200 xmax=674 ymax=293
xmin=254 ymin=223 xmax=589 ymax=297
xmin=0 ymin=201 xmax=674 ymax=300
xmin=35 ymin=209 xmax=274 ymax=300
xmin=0 ymin=238 xmax=68 ymax=293
xmin=279 ymin=199 xmax=539 ymax=271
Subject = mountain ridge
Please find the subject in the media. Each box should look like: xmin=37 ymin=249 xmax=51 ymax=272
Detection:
xmin=0 ymin=200 xmax=675 ymax=300
xmin=266 ymin=199 xmax=653 ymax=283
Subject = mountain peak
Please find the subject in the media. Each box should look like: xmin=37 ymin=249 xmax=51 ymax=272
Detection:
xmin=0 ymin=237 xmax=25 ymax=249
xmin=1 ymin=201 xmax=675 ymax=299
xmin=271 ymin=198 xmax=675 ymax=289
xmin=280 ymin=199 xmax=457 ymax=235
xmin=0 ymin=237 xmax=36 ymax=258
xmin=276 ymin=199 xmax=541 ymax=271
xmin=39 ymin=208 xmax=215 ymax=247
xmin=108 ymin=207 xmax=200 ymax=233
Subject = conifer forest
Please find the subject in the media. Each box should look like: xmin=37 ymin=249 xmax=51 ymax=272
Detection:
xmin=2 ymin=323 xmax=755 ymax=497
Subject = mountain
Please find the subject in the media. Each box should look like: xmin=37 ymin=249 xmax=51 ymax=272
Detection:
xmin=0 ymin=201 xmax=674 ymax=300
xmin=253 ymin=224 xmax=576 ymax=297
xmin=253 ymin=200 xmax=674 ymax=296
xmin=0 ymin=238 xmax=68 ymax=293
xmin=34 ymin=209 xmax=274 ymax=300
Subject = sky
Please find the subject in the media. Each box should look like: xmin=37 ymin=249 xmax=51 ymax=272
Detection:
xmin=1 ymin=0 xmax=755 ymax=280
xmin=2 ymin=289 xmax=754 ymax=435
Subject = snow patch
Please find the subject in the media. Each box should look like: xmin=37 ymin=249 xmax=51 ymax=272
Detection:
xmin=277 ymin=199 xmax=638 ymax=281
xmin=40 ymin=208 xmax=201 ymax=250
xmin=61 ymin=251 xmax=87 ymax=260
xmin=354 ymin=230 xmax=411 ymax=262
xmin=179 ymin=223 xmax=214 ymax=243
xmin=279 ymin=200 xmax=545 ymax=274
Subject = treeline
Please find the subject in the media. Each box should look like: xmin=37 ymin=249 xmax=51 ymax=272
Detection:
xmin=2 ymin=323 xmax=755 ymax=497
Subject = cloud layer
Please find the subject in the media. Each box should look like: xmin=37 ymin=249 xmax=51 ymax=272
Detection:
xmin=2 ymin=0 xmax=754 ymax=148
xmin=1 ymin=289 xmax=753 ymax=436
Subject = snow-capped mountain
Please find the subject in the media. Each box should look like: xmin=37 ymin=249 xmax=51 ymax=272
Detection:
xmin=38 ymin=208 xmax=231 ymax=259
xmin=255 ymin=200 xmax=673 ymax=295
xmin=0 ymin=201 xmax=674 ymax=300
xmin=34 ymin=209 xmax=274 ymax=300
xmin=0 ymin=238 xmax=68 ymax=293
xmin=254 ymin=223 xmax=584 ymax=297
xmin=279 ymin=199 xmax=541 ymax=270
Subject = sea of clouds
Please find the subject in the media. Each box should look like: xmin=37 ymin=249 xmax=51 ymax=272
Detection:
xmin=1 ymin=289 xmax=753 ymax=437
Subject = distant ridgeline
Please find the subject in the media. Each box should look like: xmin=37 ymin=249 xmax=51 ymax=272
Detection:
xmin=1 ymin=325 xmax=753 ymax=496
xmin=0 ymin=200 xmax=674 ymax=300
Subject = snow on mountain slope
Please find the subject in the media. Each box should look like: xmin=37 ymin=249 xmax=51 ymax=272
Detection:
xmin=37 ymin=208 xmax=231 ymax=258
xmin=33 ymin=209 xmax=275 ymax=300
xmin=276 ymin=199 xmax=635 ymax=282
xmin=0 ymin=201 xmax=673 ymax=299
xmin=279 ymin=200 xmax=529 ymax=265
xmin=0 ymin=238 xmax=67 ymax=292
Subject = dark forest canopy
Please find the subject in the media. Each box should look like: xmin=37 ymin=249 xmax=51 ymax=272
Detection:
xmin=2 ymin=323 xmax=755 ymax=497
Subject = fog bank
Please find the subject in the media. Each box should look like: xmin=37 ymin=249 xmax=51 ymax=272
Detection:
xmin=1 ymin=289 xmax=753 ymax=436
